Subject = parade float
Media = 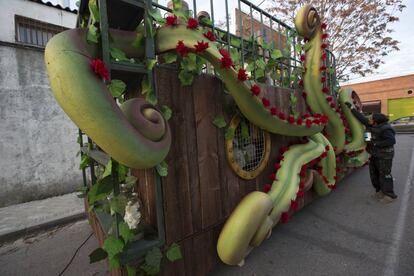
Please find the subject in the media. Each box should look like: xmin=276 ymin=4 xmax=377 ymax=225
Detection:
xmin=45 ymin=0 xmax=367 ymax=274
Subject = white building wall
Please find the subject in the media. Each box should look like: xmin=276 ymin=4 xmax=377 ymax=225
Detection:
xmin=0 ymin=0 xmax=77 ymax=43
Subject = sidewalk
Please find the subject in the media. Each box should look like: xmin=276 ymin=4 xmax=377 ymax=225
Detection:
xmin=0 ymin=192 xmax=86 ymax=243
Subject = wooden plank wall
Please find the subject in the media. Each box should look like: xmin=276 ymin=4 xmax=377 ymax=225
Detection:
xmin=132 ymin=67 xmax=307 ymax=275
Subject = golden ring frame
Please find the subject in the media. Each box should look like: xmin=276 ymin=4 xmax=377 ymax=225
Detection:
xmin=225 ymin=115 xmax=271 ymax=180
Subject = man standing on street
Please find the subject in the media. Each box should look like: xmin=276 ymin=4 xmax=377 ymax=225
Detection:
xmin=345 ymin=101 xmax=397 ymax=203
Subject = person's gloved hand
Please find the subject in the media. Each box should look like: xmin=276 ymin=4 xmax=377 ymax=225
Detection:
xmin=345 ymin=102 xmax=352 ymax=108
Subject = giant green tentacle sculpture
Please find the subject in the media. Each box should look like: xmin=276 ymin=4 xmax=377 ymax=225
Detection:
xmin=45 ymin=2 xmax=370 ymax=268
xmin=295 ymin=6 xmax=346 ymax=154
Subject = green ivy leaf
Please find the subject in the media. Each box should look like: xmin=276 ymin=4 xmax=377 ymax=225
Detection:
xmin=88 ymin=176 xmax=113 ymax=204
xmin=240 ymin=120 xmax=249 ymax=139
xmin=230 ymin=48 xmax=240 ymax=64
xmin=178 ymin=70 xmax=194 ymax=86
xmin=103 ymin=236 xmax=124 ymax=258
xmin=231 ymin=37 xmax=241 ymax=48
xmin=77 ymin=186 xmax=88 ymax=198
xmin=256 ymin=58 xmax=266 ymax=70
xmin=110 ymin=195 xmax=127 ymax=216
xmin=145 ymin=247 xmax=163 ymax=268
xmin=271 ymin=49 xmax=283 ymax=59
xmin=147 ymin=59 xmax=157 ymax=70
xmin=89 ymin=248 xmax=107 ymax=263
xmin=166 ymin=243 xmax=182 ymax=262
xmin=145 ymin=90 xmax=158 ymax=105
xmin=181 ymin=53 xmax=197 ymax=72
xmin=327 ymin=67 xmax=335 ymax=74
xmin=294 ymin=44 xmax=302 ymax=53
xmin=119 ymin=222 xmax=134 ymax=243
xmin=162 ymin=52 xmax=177 ymax=64
xmin=88 ymin=0 xmax=99 ymax=23
xmin=107 ymin=80 xmax=126 ymax=98
xmin=87 ymin=24 xmax=99 ymax=44
xmin=160 ymin=105 xmax=172 ymax=121
xmin=148 ymin=7 xmax=166 ymax=24
xmin=225 ymin=127 xmax=235 ymax=140
xmin=79 ymin=155 xmax=90 ymax=170
xmin=125 ymin=175 xmax=137 ymax=188
xmin=200 ymin=17 xmax=212 ymax=26
xmin=255 ymin=68 xmax=265 ymax=79
xmin=126 ymin=265 xmax=137 ymax=276
xmin=141 ymin=77 xmax=150 ymax=95
xmin=304 ymin=42 xmax=312 ymax=51
xmin=102 ymin=159 xmax=112 ymax=178
xmin=140 ymin=263 xmax=159 ymax=276
xmin=108 ymin=255 xmax=121 ymax=270
xmin=156 ymin=161 xmax=168 ymax=177
xmin=110 ymin=47 xmax=129 ymax=62
xmin=290 ymin=94 xmax=297 ymax=105
xmin=212 ymin=115 xmax=227 ymax=128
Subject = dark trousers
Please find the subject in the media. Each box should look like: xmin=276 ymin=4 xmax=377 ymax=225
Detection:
xmin=369 ymin=157 xmax=395 ymax=196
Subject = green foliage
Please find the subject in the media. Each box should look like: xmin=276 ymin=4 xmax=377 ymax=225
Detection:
xmin=119 ymin=222 xmax=135 ymax=243
xmin=79 ymin=155 xmax=91 ymax=170
xmin=212 ymin=115 xmax=227 ymax=128
xmin=156 ymin=160 xmax=168 ymax=177
xmin=127 ymin=265 xmax=137 ymax=276
xmin=76 ymin=185 xmax=88 ymax=199
xmin=88 ymin=176 xmax=113 ymax=204
xmin=88 ymin=0 xmax=99 ymax=23
xmin=89 ymin=248 xmax=107 ymax=263
xmin=107 ymin=79 xmax=126 ymax=98
xmin=240 ymin=120 xmax=249 ymax=139
xmin=141 ymin=247 xmax=162 ymax=275
xmin=271 ymin=49 xmax=283 ymax=59
xmin=141 ymin=77 xmax=150 ymax=95
xmin=178 ymin=70 xmax=194 ymax=86
xmin=162 ymin=52 xmax=177 ymax=64
xmin=166 ymin=243 xmax=182 ymax=262
xmin=109 ymin=195 xmax=127 ymax=216
xmin=146 ymin=91 xmax=158 ymax=106
xmin=110 ymin=47 xmax=129 ymax=62
xmin=108 ymin=255 xmax=121 ymax=270
xmin=225 ymin=127 xmax=235 ymax=140
xmin=303 ymin=42 xmax=312 ymax=51
xmin=103 ymin=235 xmax=124 ymax=258
xmin=148 ymin=7 xmax=165 ymax=24
xmin=160 ymin=105 xmax=172 ymax=121
xmin=87 ymin=24 xmax=99 ymax=44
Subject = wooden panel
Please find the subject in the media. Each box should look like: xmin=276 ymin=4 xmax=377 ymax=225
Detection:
xmin=192 ymin=74 xmax=224 ymax=229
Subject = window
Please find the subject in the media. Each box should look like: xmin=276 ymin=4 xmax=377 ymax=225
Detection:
xmin=225 ymin=115 xmax=271 ymax=180
xmin=15 ymin=15 xmax=68 ymax=47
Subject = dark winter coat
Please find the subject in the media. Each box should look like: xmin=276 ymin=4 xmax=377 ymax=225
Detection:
xmin=351 ymin=109 xmax=396 ymax=159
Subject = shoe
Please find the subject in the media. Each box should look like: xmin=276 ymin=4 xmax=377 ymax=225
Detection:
xmin=371 ymin=191 xmax=385 ymax=200
xmin=380 ymin=195 xmax=396 ymax=204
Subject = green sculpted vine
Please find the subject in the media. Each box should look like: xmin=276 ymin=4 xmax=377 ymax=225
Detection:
xmin=45 ymin=0 xmax=368 ymax=271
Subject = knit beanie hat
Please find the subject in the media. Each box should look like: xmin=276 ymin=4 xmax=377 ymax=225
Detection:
xmin=372 ymin=113 xmax=389 ymax=124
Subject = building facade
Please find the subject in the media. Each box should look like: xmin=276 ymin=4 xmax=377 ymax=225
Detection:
xmin=0 ymin=0 xmax=81 ymax=207
xmin=342 ymin=74 xmax=414 ymax=120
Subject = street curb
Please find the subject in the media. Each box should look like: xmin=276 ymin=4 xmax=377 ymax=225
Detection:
xmin=0 ymin=212 xmax=87 ymax=245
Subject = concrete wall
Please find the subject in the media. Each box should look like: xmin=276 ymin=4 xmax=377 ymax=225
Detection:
xmin=0 ymin=44 xmax=82 ymax=207
xmin=342 ymin=74 xmax=414 ymax=114
xmin=0 ymin=0 xmax=77 ymax=43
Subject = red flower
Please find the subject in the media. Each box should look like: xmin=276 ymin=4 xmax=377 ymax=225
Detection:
xmin=270 ymin=107 xmax=278 ymax=115
xmin=325 ymin=145 xmax=330 ymax=151
xmin=220 ymin=56 xmax=233 ymax=68
xmin=296 ymin=117 xmax=303 ymax=125
xmin=186 ymin=17 xmax=198 ymax=29
xmin=322 ymin=33 xmax=329 ymax=39
xmin=263 ymin=184 xmax=272 ymax=193
xmin=321 ymin=43 xmax=328 ymax=49
xmin=321 ymin=76 xmax=326 ymax=82
xmin=176 ymin=40 xmax=189 ymax=56
xmin=279 ymin=145 xmax=289 ymax=154
xmin=250 ymin=84 xmax=261 ymax=96
xmin=299 ymin=170 xmax=306 ymax=178
xmin=166 ymin=15 xmax=178 ymax=26
xmin=278 ymin=112 xmax=286 ymax=120
xmin=298 ymin=79 xmax=304 ymax=86
xmin=237 ymin=68 xmax=248 ymax=81
xmin=288 ymin=115 xmax=295 ymax=124
xmin=321 ymin=52 xmax=327 ymax=60
xmin=326 ymin=96 xmax=333 ymax=102
xmin=291 ymin=200 xmax=299 ymax=211
xmin=269 ymin=173 xmax=276 ymax=181
xmin=300 ymin=54 xmax=306 ymax=61
xmin=320 ymin=65 xmax=327 ymax=71
xmin=90 ymin=58 xmax=110 ymax=80
xmin=194 ymin=41 xmax=209 ymax=53
xmin=321 ymin=152 xmax=327 ymax=158
xmin=219 ymin=48 xmax=230 ymax=58
xmin=304 ymin=113 xmax=311 ymax=118
xmin=299 ymin=180 xmax=305 ymax=189
xmin=297 ymin=190 xmax=305 ymax=198
xmin=204 ymin=31 xmax=216 ymax=41
xmin=330 ymin=102 xmax=336 ymax=108
xmin=322 ymin=87 xmax=329 ymax=94
xmin=281 ymin=212 xmax=289 ymax=223
xmin=274 ymin=163 xmax=281 ymax=171
xmin=262 ymin=97 xmax=270 ymax=107
xmin=305 ymin=119 xmax=312 ymax=128
xmin=313 ymin=119 xmax=320 ymax=125
xmin=321 ymin=22 xmax=327 ymax=29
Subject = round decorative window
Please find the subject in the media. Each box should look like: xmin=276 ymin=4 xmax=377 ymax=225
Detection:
xmin=225 ymin=115 xmax=271 ymax=180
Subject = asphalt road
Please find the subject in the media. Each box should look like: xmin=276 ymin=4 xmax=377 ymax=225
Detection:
xmin=0 ymin=134 xmax=413 ymax=276
xmin=212 ymin=134 xmax=414 ymax=276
